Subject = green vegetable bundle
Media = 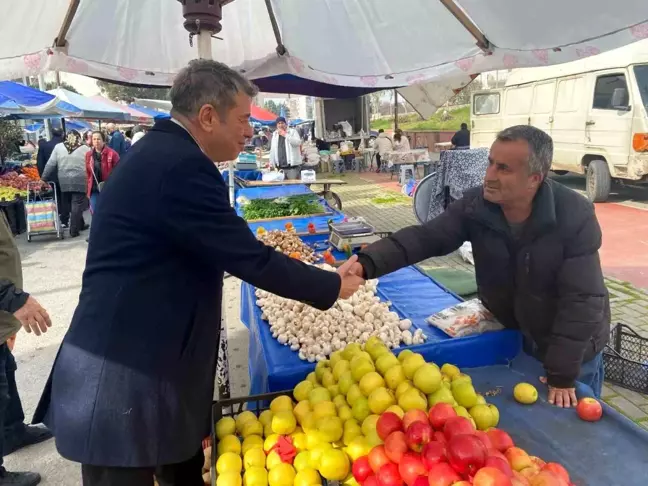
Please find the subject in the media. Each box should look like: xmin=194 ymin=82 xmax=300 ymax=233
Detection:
xmin=242 ymin=194 xmax=326 ymax=221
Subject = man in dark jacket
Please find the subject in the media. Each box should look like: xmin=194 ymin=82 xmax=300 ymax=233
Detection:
xmin=36 ymin=128 xmax=64 ymax=176
xmin=451 ymin=123 xmax=470 ymax=149
xmin=33 ymin=60 xmax=364 ymax=486
xmin=106 ymin=124 xmax=127 ymax=157
xmin=352 ymin=125 xmax=609 ymax=408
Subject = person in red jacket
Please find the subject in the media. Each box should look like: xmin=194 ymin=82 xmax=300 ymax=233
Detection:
xmin=85 ymin=131 xmax=119 ymax=214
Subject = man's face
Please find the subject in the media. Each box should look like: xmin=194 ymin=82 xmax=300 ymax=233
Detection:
xmin=483 ymin=139 xmax=542 ymax=206
xmin=199 ymin=92 xmax=253 ymax=162
xmin=277 ymin=121 xmax=287 ymax=132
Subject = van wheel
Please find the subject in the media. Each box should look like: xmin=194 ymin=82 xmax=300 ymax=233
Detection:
xmin=586 ymin=160 xmax=611 ymax=203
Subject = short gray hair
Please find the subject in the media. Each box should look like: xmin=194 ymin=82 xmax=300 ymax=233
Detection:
xmin=170 ymin=59 xmax=258 ymax=119
xmin=496 ymin=125 xmax=553 ymax=176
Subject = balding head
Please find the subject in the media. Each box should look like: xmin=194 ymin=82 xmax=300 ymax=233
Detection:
xmin=106 ymin=123 xmax=116 ymax=133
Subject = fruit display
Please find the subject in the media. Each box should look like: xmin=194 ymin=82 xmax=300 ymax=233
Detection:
xmin=255 ymin=270 xmax=426 ymax=362
xmin=20 ymin=166 xmax=40 ymax=181
xmin=0 ymin=171 xmax=33 ymax=191
xmin=255 ymin=229 xmax=320 ymax=263
xmin=0 ymin=186 xmax=27 ymax=200
xmin=575 ymin=397 xmax=603 ymax=422
xmin=241 ymin=195 xmax=326 ymax=221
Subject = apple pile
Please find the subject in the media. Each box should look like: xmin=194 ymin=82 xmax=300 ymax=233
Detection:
xmin=352 ymin=408 xmax=574 ymax=486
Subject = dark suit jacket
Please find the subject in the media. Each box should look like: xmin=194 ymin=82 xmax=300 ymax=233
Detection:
xmin=36 ymin=136 xmax=63 ymax=176
xmin=33 ymin=120 xmax=341 ymax=467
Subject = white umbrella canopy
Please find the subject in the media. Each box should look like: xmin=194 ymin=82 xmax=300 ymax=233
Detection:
xmin=0 ymin=0 xmax=647 ymax=93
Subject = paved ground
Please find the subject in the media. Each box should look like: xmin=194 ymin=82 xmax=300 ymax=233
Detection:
xmin=6 ymin=171 xmax=648 ymax=483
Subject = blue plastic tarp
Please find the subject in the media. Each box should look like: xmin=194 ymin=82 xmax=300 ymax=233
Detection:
xmin=221 ymin=170 xmax=263 ymax=182
xmin=130 ymin=103 xmax=170 ymax=120
xmin=0 ymin=81 xmax=80 ymax=116
xmin=48 ymin=88 xmax=129 ymax=121
xmin=242 ymin=265 xmax=520 ymax=395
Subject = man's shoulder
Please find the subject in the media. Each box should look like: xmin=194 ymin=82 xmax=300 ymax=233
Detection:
xmin=549 ymin=179 xmax=594 ymax=221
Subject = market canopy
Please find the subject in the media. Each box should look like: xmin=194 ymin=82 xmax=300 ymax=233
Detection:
xmin=129 ymin=103 xmax=170 ymax=120
xmin=250 ymin=104 xmax=278 ymax=124
xmin=0 ymin=80 xmax=79 ymax=116
xmin=47 ymin=88 xmax=129 ymax=121
xmin=0 ymin=0 xmax=646 ymax=98
xmin=91 ymin=96 xmax=153 ymax=124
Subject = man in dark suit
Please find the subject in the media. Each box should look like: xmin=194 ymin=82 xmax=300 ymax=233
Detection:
xmin=33 ymin=60 xmax=364 ymax=486
xmin=36 ymin=128 xmax=64 ymax=176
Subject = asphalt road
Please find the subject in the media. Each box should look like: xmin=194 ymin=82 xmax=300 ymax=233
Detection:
xmin=549 ymin=172 xmax=648 ymax=210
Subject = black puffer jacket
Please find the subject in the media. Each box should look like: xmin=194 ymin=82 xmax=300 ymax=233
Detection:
xmin=358 ymin=179 xmax=610 ymax=388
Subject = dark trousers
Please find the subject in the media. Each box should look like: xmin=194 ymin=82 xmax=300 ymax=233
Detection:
xmin=0 ymin=344 xmax=27 ymax=469
xmin=81 ymin=449 xmax=204 ymax=486
xmin=60 ymin=192 xmax=87 ymax=236
xmin=376 ymin=153 xmax=382 ymax=170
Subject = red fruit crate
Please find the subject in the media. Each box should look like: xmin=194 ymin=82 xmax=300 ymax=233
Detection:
xmin=603 ymin=323 xmax=648 ymax=394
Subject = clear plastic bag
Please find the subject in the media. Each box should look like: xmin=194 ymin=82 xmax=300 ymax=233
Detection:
xmin=426 ymin=299 xmax=504 ymax=338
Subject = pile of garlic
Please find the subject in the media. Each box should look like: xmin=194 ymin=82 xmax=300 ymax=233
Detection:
xmin=254 ymin=266 xmax=426 ymax=362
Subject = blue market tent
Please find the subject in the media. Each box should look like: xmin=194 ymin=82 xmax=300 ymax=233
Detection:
xmin=24 ymin=119 xmax=93 ymax=134
xmin=0 ymin=81 xmax=79 ymax=116
xmin=48 ymin=88 xmax=129 ymax=121
xmin=129 ymin=103 xmax=170 ymax=120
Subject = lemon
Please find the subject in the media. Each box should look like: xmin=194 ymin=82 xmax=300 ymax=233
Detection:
xmin=218 ymin=471 xmax=243 ymax=486
xmin=243 ymin=448 xmax=266 ymax=470
xmin=244 ymin=467 xmax=268 ymax=486
xmin=318 ymin=449 xmax=350 ymax=481
xmin=268 ymin=463 xmax=295 ymax=486
xmin=270 ymin=395 xmax=293 ymax=414
xmin=440 ymin=363 xmax=461 ymax=379
xmin=308 ymin=443 xmax=332 ymax=469
xmin=312 ymin=401 xmax=337 ymax=420
xmin=316 ymin=416 xmax=343 ymax=442
xmin=344 ymin=436 xmax=371 ymax=461
xmin=514 ymin=383 xmax=538 ymax=404
xmin=266 ymin=450 xmax=283 ymax=470
xmin=216 ymin=452 xmax=243 ymax=475
xmin=241 ymin=420 xmax=264 ymax=438
xmin=294 ymin=468 xmax=321 ymax=486
xmin=306 ymin=372 xmax=318 ymax=384
xmin=236 ymin=411 xmax=259 ymax=432
xmin=291 ymin=432 xmax=308 ymax=451
xmin=293 ymin=451 xmax=311 ymax=471
xmin=300 ymin=413 xmax=316 ymax=433
xmin=218 ymin=435 xmax=242 ymax=456
xmin=337 ymin=405 xmax=353 ymax=422
xmin=264 ymin=434 xmax=280 ymax=453
xmin=293 ymin=401 xmax=312 ymax=424
xmin=272 ymin=411 xmax=297 ymax=435
xmin=216 ymin=417 xmax=237 ymax=439
xmin=242 ymin=435 xmax=264 ymax=455
xmin=294 ymin=381 xmax=315 ymax=402
xmin=263 ymin=423 xmax=273 ymax=438
xmin=259 ymin=410 xmax=274 ymax=426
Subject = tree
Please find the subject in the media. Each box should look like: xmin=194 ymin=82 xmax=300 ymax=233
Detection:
xmin=0 ymin=120 xmax=23 ymax=164
xmin=264 ymin=100 xmax=280 ymax=115
xmin=43 ymin=81 xmax=79 ymax=93
xmin=97 ymin=80 xmax=169 ymax=103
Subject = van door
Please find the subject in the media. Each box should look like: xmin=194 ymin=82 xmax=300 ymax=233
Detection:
xmin=503 ymin=84 xmax=534 ymax=128
xmin=551 ymin=75 xmax=587 ymax=172
xmin=470 ymin=90 xmax=502 ymax=148
xmin=586 ymin=70 xmax=634 ymax=178
xmin=530 ymin=80 xmax=557 ymax=136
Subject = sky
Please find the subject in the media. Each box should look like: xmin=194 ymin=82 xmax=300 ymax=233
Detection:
xmin=55 ymin=72 xmax=100 ymax=96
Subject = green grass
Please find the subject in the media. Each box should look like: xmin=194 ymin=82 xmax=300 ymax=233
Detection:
xmin=371 ymin=193 xmax=412 ymax=205
xmin=371 ymin=106 xmax=470 ymax=131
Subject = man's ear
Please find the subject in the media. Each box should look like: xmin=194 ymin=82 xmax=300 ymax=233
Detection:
xmin=197 ymin=104 xmax=216 ymax=133
xmin=529 ymin=173 xmax=543 ymax=189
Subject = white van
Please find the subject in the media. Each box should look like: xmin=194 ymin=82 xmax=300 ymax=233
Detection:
xmin=471 ymin=40 xmax=648 ymax=202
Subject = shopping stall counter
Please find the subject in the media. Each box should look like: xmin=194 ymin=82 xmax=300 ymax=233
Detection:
xmin=241 ymin=265 xmax=521 ymax=395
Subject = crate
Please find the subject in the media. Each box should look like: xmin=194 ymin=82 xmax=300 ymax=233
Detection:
xmin=210 ymin=390 xmax=292 ymax=486
xmin=603 ymin=323 xmax=648 ymax=394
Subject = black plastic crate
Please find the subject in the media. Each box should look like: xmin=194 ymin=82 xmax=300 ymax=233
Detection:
xmin=210 ymin=390 xmax=292 ymax=486
xmin=603 ymin=323 xmax=648 ymax=394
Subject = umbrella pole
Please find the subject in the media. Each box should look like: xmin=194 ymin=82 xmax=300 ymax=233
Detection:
xmin=37 ymin=74 xmax=53 ymax=140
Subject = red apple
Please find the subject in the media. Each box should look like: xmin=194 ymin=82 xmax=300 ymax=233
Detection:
xmin=378 ymin=463 xmax=403 ymax=486
xmin=378 ymin=412 xmax=404 ymax=440
xmin=487 ymin=449 xmax=508 ymax=461
xmin=368 ymin=445 xmax=391 ymax=473
xmin=474 ymin=430 xmax=493 ymax=450
xmin=412 ymin=476 xmax=428 ymax=486
xmin=485 ymin=456 xmax=514 ymax=477
xmin=353 ymin=456 xmax=373 ymax=483
xmin=403 ymin=410 xmax=429 ymax=430
xmin=446 ymin=434 xmax=487 ymax=476
xmin=576 ymin=397 xmax=603 ymax=422
xmin=433 ymin=431 xmax=447 ymax=445
xmin=399 ymin=452 xmax=427 ymax=486
xmin=443 ymin=416 xmax=475 ymax=441
xmin=541 ymin=464 xmax=570 ymax=483
xmin=518 ymin=466 xmax=540 ymax=480
xmin=365 ymin=475 xmax=379 ymax=486
xmin=428 ymin=403 xmax=457 ymax=430
xmin=406 ymin=421 xmax=433 ymax=452
xmin=473 ymin=467 xmax=513 ymax=486
xmin=385 ymin=431 xmax=409 ymax=463
xmin=504 ymin=447 xmax=532 ymax=472
xmin=421 ymin=441 xmax=446 ymax=469
xmin=427 ymin=463 xmax=461 ymax=486
xmin=529 ymin=471 xmax=569 ymax=486
xmin=486 ymin=429 xmax=515 ymax=452
xmin=452 ymin=482 xmax=472 ymax=486
xmin=511 ymin=471 xmax=531 ymax=486
xmin=530 ymin=457 xmax=545 ymax=469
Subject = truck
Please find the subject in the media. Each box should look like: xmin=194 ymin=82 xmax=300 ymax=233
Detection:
xmin=470 ymin=40 xmax=648 ymax=202
xmin=314 ymin=96 xmax=371 ymax=144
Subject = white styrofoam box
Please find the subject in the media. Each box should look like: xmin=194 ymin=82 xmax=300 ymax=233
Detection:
xmin=301 ymin=170 xmax=316 ymax=183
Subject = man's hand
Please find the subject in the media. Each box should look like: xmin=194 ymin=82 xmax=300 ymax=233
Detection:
xmin=13 ymin=296 xmax=51 ymax=336
xmin=540 ymin=376 xmax=577 ymax=408
xmin=337 ymin=255 xmax=365 ymax=299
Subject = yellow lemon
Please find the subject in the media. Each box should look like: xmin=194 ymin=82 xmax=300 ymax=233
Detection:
xmin=236 ymin=411 xmax=259 ymax=432
xmin=306 ymin=372 xmax=318 ymax=384
xmin=312 ymin=401 xmax=337 ymax=420
xmin=308 ymin=443 xmax=332 ymax=469
xmin=263 ymin=434 xmax=280 ymax=453
xmin=217 ymin=435 xmax=242 ymax=456
xmin=216 ymin=452 xmax=242 ymax=475
xmin=270 ymin=395 xmax=293 ymax=414
xmin=266 ymin=450 xmax=282 ymax=470
xmin=215 ymin=417 xmax=236 ymax=439
xmin=263 ymin=423 xmax=273 ymax=438
xmin=271 ymin=411 xmax=297 ymax=435
xmin=294 ymin=468 xmax=321 ymax=486
xmin=293 ymin=401 xmax=312 ymax=425
xmin=242 ymin=435 xmax=264 ymax=455
xmin=241 ymin=420 xmax=264 ymax=438
xmin=318 ymin=449 xmax=350 ymax=481
xmin=316 ymin=416 xmax=343 ymax=442
xmin=259 ymin=410 xmax=274 ymax=426
xmin=300 ymin=413 xmax=316 ymax=433
xmin=291 ymin=432 xmax=308 ymax=451
xmin=294 ymin=380 xmax=315 ymax=402
xmin=268 ymin=463 xmax=295 ymax=486
xmin=513 ymin=383 xmax=538 ymax=404
xmin=293 ymin=451 xmax=311 ymax=471
xmin=217 ymin=471 xmax=242 ymax=486
xmin=344 ymin=436 xmax=371 ymax=461
xmin=243 ymin=448 xmax=266 ymax=470
xmin=243 ymin=467 xmax=268 ymax=486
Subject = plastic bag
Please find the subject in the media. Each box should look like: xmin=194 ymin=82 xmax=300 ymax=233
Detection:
xmin=426 ymin=299 xmax=504 ymax=338
xmin=459 ymin=242 xmax=474 ymax=265
xmin=262 ymin=170 xmax=285 ymax=182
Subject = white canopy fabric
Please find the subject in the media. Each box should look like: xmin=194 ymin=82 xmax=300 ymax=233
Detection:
xmin=0 ymin=0 xmax=647 ymax=112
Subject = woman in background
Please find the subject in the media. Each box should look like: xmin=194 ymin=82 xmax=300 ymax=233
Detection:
xmin=85 ymin=131 xmax=119 ymax=214
xmin=393 ymin=129 xmax=411 ymax=151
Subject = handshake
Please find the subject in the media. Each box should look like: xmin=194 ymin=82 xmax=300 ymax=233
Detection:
xmin=336 ymin=255 xmax=366 ymax=299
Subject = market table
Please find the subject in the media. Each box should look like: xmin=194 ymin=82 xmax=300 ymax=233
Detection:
xmin=236 ymin=178 xmax=347 ymax=210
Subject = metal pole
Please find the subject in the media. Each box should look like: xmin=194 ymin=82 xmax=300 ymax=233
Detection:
xmin=394 ymin=90 xmax=399 ymax=130
xmin=37 ymin=74 xmax=53 ymax=140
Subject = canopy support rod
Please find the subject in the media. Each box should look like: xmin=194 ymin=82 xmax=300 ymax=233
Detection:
xmin=55 ymin=0 xmax=81 ymax=47
xmin=438 ymin=0 xmax=490 ymax=52
xmin=263 ymin=0 xmax=287 ymax=56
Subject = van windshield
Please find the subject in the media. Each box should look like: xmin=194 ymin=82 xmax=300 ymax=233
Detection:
xmin=635 ymin=64 xmax=648 ymax=110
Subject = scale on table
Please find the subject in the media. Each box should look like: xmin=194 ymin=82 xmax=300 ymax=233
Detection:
xmin=328 ymin=219 xmax=382 ymax=251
